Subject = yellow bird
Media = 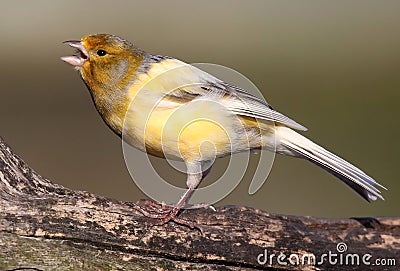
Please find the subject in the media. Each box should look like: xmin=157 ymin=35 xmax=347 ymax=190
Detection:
xmin=61 ymin=34 xmax=386 ymax=228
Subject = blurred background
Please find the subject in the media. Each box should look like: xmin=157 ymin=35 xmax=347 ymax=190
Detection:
xmin=1 ymin=0 xmax=398 ymax=218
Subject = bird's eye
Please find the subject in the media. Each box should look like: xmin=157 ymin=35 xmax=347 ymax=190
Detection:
xmin=96 ymin=50 xmax=107 ymax=56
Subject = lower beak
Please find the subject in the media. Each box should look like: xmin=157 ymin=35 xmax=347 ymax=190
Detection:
xmin=61 ymin=40 xmax=89 ymax=67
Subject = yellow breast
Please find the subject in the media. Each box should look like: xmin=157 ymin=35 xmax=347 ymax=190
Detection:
xmin=122 ymin=59 xmax=244 ymax=161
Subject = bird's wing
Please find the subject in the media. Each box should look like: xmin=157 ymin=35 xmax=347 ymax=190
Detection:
xmin=158 ymin=68 xmax=307 ymax=131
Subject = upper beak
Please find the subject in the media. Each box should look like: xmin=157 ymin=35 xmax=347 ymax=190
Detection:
xmin=61 ymin=40 xmax=89 ymax=67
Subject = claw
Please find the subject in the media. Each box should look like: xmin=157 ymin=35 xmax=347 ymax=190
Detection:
xmin=132 ymin=199 xmax=202 ymax=231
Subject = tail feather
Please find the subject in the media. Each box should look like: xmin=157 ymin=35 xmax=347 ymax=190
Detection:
xmin=276 ymin=127 xmax=386 ymax=202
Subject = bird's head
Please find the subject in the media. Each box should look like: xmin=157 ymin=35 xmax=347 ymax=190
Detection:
xmin=61 ymin=34 xmax=144 ymax=91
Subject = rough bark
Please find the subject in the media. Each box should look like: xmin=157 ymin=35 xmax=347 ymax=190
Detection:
xmin=0 ymin=137 xmax=398 ymax=271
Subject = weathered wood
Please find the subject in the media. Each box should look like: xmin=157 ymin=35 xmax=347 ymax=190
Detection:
xmin=0 ymin=137 xmax=398 ymax=271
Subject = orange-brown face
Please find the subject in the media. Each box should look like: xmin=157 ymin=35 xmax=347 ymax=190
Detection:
xmin=62 ymin=34 xmax=146 ymax=135
xmin=61 ymin=34 xmax=144 ymax=92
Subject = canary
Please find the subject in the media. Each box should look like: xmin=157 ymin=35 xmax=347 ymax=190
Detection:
xmin=61 ymin=34 xmax=386 ymax=228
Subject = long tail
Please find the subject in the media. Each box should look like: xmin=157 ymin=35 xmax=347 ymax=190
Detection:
xmin=275 ymin=126 xmax=386 ymax=202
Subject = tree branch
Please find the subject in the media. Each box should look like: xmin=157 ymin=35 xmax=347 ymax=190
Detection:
xmin=0 ymin=137 xmax=398 ymax=271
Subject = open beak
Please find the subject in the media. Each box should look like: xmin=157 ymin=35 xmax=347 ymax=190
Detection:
xmin=61 ymin=40 xmax=89 ymax=67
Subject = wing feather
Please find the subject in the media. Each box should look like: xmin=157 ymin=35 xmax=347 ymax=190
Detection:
xmin=161 ymin=73 xmax=307 ymax=131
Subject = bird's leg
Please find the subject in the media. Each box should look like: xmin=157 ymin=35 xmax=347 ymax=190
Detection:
xmin=133 ymin=161 xmax=204 ymax=229
xmin=181 ymin=160 xmax=216 ymax=211
xmin=151 ymin=161 xmax=203 ymax=227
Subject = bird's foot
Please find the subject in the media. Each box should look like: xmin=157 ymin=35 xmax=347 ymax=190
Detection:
xmin=133 ymin=199 xmax=200 ymax=230
xmin=140 ymin=199 xmax=215 ymax=212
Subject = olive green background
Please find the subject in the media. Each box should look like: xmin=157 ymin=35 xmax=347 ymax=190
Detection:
xmin=1 ymin=1 xmax=398 ymax=218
